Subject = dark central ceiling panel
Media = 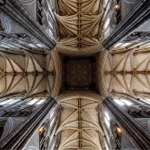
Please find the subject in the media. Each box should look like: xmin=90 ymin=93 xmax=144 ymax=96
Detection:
xmin=62 ymin=56 xmax=96 ymax=90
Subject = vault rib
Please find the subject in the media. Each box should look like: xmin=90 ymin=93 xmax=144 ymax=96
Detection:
xmin=56 ymin=0 xmax=103 ymax=50
xmin=77 ymin=0 xmax=81 ymax=48
xmin=78 ymin=98 xmax=82 ymax=149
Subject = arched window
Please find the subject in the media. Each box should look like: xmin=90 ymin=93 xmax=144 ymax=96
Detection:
xmin=0 ymin=99 xmax=18 ymax=106
xmin=36 ymin=99 xmax=45 ymax=105
xmin=27 ymin=98 xmax=39 ymax=105
xmin=113 ymin=97 xmax=133 ymax=106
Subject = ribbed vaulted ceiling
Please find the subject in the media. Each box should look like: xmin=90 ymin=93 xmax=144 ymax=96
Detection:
xmin=54 ymin=0 xmax=105 ymax=149
xmin=55 ymin=0 xmax=103 ymax=54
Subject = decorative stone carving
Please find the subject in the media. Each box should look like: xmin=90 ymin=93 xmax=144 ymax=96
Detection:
xmin=127 ymin=105 xmax=150 ymax=118
xmin=41 ymin=0 xmax=48 ymax=11
xmin=124 ymin=32 xmax=150 ymax=42
xmin=62 ymin=56 xmax=96 ymax=90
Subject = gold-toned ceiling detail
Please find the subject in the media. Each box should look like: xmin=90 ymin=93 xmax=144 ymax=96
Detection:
xmin=103 ymin=49 xmax=150 ymax=98
xmin=96 ymin=50 xmax=109 ymax=98
xmin=55 ymin=0 xmax=103 ymax=52
xmin=0 ymin=52 xmax=58 ymax=97
xmin=56 ymin=93 xmax=104 ymax=150
xmin=53 ymin=1 xmax=105 ymax=148
xmin=46 ymin=50 xmax=62 ymax=97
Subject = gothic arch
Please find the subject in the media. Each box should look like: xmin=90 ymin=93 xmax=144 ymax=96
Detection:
xmin=0 ymin=14 xmax=11 ymax=33
xmin=0 ymin=117 xmax=13 ymax=141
